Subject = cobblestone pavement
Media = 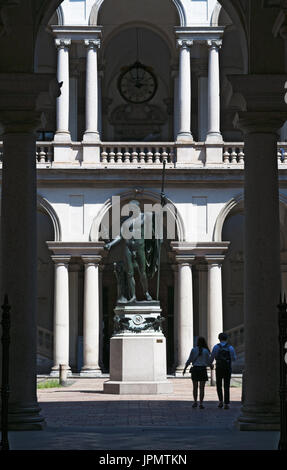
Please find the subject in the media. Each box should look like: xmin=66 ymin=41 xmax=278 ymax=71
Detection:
xmin=8 ymin=378 xmax=280 ymax=451
xmin=37 ymin=378 xmax=242 ymax=428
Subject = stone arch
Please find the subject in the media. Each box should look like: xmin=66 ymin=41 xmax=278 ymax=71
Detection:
xmin=56 ymin=5 xmax=64 ymax=25
xmin=89 ymin=189 xmax=186 ymax=242
xmin=37 ymin=195 xmax=62 ymax=242
xmin=89 ymin=0 xmax=186 ymax=27
xmin=214 ymin=193 xmax=287 ymax=243
xmin=210 ymin=1 xmax=222 ymax=26
xmin=213 ymin=193 xmax=244 ymax=242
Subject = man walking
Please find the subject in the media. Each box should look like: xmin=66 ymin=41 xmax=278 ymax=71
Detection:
xmin=210 ymin=333 xmax=236 ymax=409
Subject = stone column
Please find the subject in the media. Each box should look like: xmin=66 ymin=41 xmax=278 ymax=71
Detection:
xmin=69 ymin=264 xmax=80 ymax=371
xmin=206 ymin=257 xmax=224 ymax=350
xmin=176 ymin=260 xmax=194 ymax=374
xmin=172 ymin=264 xmax=179 ymax=371
xmin=80 ymin=256 xmax=102 ymax=376
xmin=99 ymin=265 xmax=104 ymax=369
xmin=83 ymin=39 xmax=101 ymax=143
xmin=196 ymin=264 xmax=208 ymax=339
xmin=0 ymin=73 xmax=60 ymax=429
xmin=69 ymin=59 xmax=79 ymax=142
xmin=172 ymin=68 xmax=180 ymax=140
xmin=206 ymin=40 xmax=223 ymax=143
xmin=228 ymin=74 xmax=287 ymax=430
xmin=176 ymin=40 xmax=193 ymax=142
xmin=50 ymin=256 xmax=71 ymax=376
xmin=54 ymin=39 xmax=71 ymax=142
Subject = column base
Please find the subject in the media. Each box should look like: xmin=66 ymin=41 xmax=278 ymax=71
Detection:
xmin=176 ymin=133 xmax=194 ymax=143
xmin=53 ymin=131 xmax=71 ymax=143
xmin=50 ymin=366 xmax=72 ymax=377
xmin=80 ymin=367 xmax=102 ymax=377
xmin=103 ymin=380 xmax=173 ymax=395
xmin=83 ymin=131 xmax=100 ymax=143
xmin=205 ymin=132 xmax=223 ymax=144
xmin=5 ymin=402 xmax=46 ymax=431
xmin=236 ymin=404 xmax=280 ymax=431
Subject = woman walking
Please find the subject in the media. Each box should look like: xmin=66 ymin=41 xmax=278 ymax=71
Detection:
xmin=183 ymin=337 xmax=212 ymax=409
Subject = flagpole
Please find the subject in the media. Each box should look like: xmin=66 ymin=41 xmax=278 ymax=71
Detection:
xmin=156 ymin=159 xmax=166 ymax=300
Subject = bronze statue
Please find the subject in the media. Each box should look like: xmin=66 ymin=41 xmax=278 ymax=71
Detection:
xmin=105 ymin=200 xmax=161 ymax=303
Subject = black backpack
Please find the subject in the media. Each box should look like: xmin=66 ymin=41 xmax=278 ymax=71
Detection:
xmin=216 ymin=343 xmax=231 ymax=371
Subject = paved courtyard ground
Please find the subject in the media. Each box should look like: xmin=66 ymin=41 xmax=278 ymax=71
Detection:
xmin=8 ymin=377 xmax=279 ymax=452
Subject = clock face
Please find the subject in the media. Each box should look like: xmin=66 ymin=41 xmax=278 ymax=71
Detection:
xmin=118 ymin=62 xmax=157 ymax=104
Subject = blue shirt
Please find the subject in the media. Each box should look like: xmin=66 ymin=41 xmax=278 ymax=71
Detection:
xmin=210 ymin=341 xmax=237 ymax=364
xmin=185 ymin=347 xmax=211 ymax=367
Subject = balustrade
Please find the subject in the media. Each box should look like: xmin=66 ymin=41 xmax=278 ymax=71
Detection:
xmin=100 ymin=144 xmax=175 ymax=166
xmin=1 ymin=140 xmax=287 ymax=168
xmin=223 ymin=144 xmax=245 ymax=165
xmin=36 ymin=143 xmax=54 ymax=165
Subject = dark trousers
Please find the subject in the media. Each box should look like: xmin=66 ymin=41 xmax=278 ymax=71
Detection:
xmin=216 ymin=368 xmax=231 ymax=404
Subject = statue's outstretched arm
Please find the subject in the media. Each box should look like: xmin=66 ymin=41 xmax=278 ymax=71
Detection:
xmin=105 ymin=235 xmax=122 ymax=251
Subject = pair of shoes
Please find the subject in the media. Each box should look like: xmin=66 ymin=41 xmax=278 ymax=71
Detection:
xmin=199 ymin=404 xmax=205 ymax=409
xmin=224 ymin=404 xmax=230 ymax=410
xmin=218 ymin=402 xmax=223 ymax=408
xmin=192 ymin=402 xmax=198 ymax=408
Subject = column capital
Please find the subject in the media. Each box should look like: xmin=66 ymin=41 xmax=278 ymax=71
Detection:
xmin=81 ymin=255 xmax=102 ymax=265
xmin=0 ymin=73 xmax=61 ymax=134
xmin=205 ymin=255 xmax=225 ymax=265
xmin=233 ymin=111 xmax=287 ymax=134
xmin=207 ymin=39 xmax=222 ymax=50
xmin=170 ymin=241 xmax=230 ymax=259
xmin=55 ymin=38 xmax=71 ymax=49
xmin=228 ymin=74 xmax=287 ymax=134
xmin=84 ymin=39 xmax=101 ymax=50
xmin=51 ymin=255 xmax=71 ymax=266
xmin=177 ymin=39 xmax=193 ymax=49
xmin=175 ymin=256 xmax=196 ymax=266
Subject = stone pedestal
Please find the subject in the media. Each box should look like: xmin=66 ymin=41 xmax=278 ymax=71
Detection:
xmin=104 ymin=302 xmax=173 ymax=395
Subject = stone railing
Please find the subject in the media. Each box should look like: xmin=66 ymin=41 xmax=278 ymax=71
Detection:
xmin=36 ymin=142 xmax=54 ymax=166
xmin=223 ymin=143 xmax=245 ymax=165
xmin=37 ymin=326 xmax=53 ymax=359
xmin=1 ymin=141 xmax=287 ymax=168
xmin=225 ymin=324 xmax=244 ymax=354
xmin=100 ymin=143 xmax=176 ymax=166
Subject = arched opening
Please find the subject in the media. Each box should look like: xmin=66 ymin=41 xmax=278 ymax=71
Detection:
xmin=92 ymin=193 xmax=181 ymax=373
xmin=97 ymin=0 xmax=180 ymax=142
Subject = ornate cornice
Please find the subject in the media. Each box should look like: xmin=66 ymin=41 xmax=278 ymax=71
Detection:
xmin=50 ymin=25 xmax=102 ymax=43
